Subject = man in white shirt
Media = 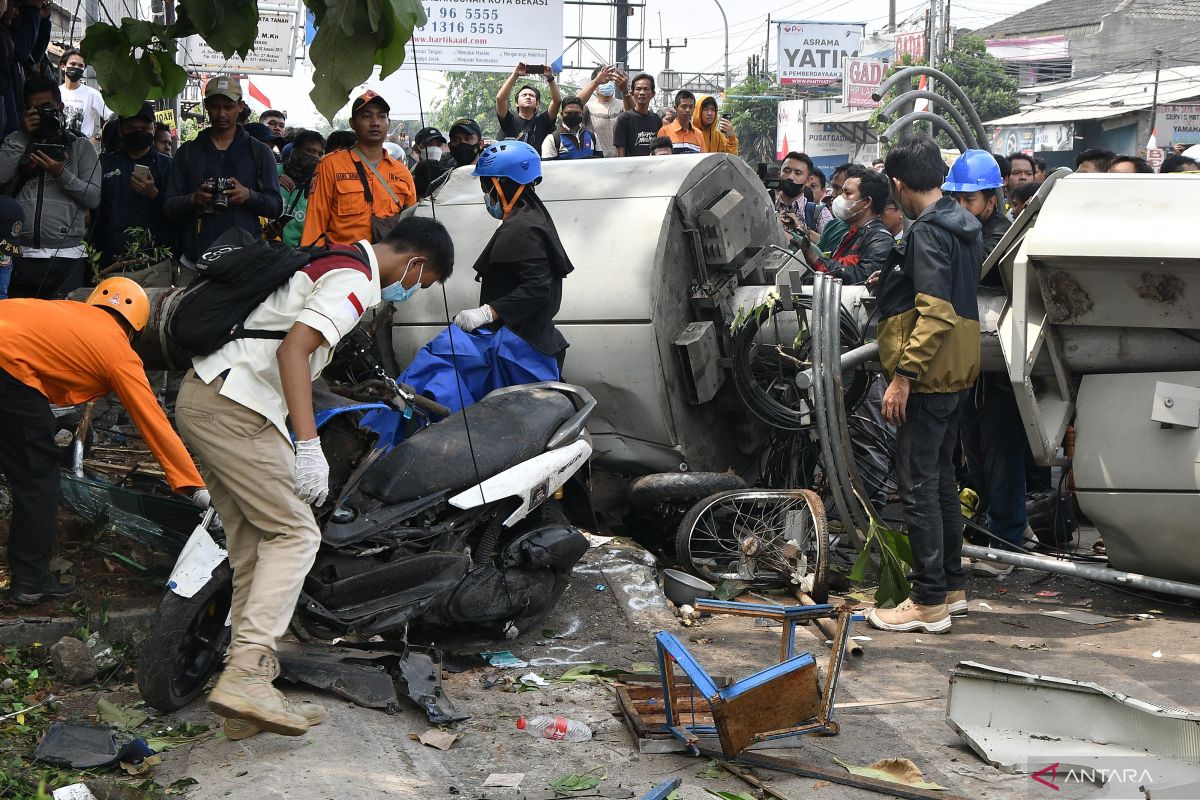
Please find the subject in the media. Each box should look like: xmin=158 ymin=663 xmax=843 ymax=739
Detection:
xmin=58 ymin=49 xmax=110 ymax=144
xmin=174 ymin=217 xmax=454 ymax=740
xmin=578 ymin=64 xmax=631 ymax=157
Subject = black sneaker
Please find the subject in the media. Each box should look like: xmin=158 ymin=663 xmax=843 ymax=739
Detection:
xmin=8 ymin=576 xmax=76 ymax=606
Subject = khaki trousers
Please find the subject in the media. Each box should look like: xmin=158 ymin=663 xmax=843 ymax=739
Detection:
xmin=176 ymin=371 xmax=320 ymax=657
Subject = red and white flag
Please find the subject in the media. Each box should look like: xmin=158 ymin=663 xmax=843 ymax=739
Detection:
xmin=247 ymin=81 xmax=272 ymax=110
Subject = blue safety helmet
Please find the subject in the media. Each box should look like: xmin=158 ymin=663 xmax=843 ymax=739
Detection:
xmin=472 ymin=140 xmax=541 ymax=185
xmin=942 ymin=149 xmax=1003 ymax=192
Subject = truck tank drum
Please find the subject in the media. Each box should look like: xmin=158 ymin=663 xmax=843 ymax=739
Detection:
xmin=393 ymin=153 xmax=788 ymax=476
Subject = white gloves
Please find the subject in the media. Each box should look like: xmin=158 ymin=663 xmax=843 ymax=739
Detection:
xmin=453 ymin=305 xmax=494 ymax=332
xmin=294 ymin=437 xmax=330 ymax=506
xmin=191 ymin=488 xmax=211 ymax=509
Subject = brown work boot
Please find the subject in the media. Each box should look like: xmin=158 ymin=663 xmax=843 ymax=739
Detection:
xmin=224 ymin=700 xmax=326 ymax=741
xmin=946 ymin=589 xmax=968 ymax=617
xmin=867 ymin=598 xmax=951 ymax=634
xmin=206 ymin=647 xmax=310 ymax=736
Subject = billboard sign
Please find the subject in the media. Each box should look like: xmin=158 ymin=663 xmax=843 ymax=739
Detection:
xmin=409 ymin=0 xmax=565 ymax=72
xmin=844 ymin=57 xmax=887 ymax=109
xmin=776 ymin=21 xmax=864 ymax=86
xmin=776 ymin=99 xmax=805 ymax=160
xmin=894 ymin=29 xmax=926 ymax=62
xmin=180 ymin=3 xmax=301 ymax=77
xmin=989 ymin=123 xmax=1073 ymax=155
xmin=1158 ymin=104 xmax=1200 ymax=146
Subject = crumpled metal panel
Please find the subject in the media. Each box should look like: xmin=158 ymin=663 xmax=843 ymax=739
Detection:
xmin=947 ymin=661 xmax=1200 ymax=785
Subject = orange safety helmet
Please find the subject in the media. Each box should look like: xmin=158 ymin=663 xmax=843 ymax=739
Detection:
xmin=86 ymin=277 xmax=150 ymax=331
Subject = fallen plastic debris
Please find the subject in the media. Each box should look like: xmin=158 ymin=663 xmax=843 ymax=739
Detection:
xmin=1153 ymin=650 xmax=1164 ymax=658
xmin=833 ymin=757 xmax=946 ymax=790
xmin=418 ymin=729 xmax=459 ymax=751
xmin=51 ymin=784 xmax=96 ymax=800
xmin=480 ymin=650 xmax=529 ymax=669
xmin=482 ymin=773 xmax=525 ymax=788
xmin=35 ymin=722 xmax=119 ymax=769
xmin=519 ymin=672 xmax=548 ymax=687
xmin=1040 ymin=609 xmax=1118 ymax=626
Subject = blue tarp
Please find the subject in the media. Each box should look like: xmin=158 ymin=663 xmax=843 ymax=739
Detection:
xmin=399 ymin=326 xmax=559 ymax=414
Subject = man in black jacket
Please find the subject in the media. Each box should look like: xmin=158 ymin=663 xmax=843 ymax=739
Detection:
xmin=799 ymin=165 xmax=894 ymax=285
xmin=868 ymin=135 xmax=983 ymax=636
xmin=93 ymin=103 xmax=174 ymax=266
xmin=452 ymin=141 xmax=573 ymax=371
xmin=163 ymin=77 xmax=281 ymax=266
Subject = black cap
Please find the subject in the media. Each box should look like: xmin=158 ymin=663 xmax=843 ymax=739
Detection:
xmin=415 ymin=126 xmax=447 ymax=147
xmin=245 ymin=121 xmax=283 ymax=145
xmin=449 ymin=117 xmax=482 ymax=139
xmin=121 ymin=102 xmax=155 ymax=123
xmin=0 ymin=196 xmax=24 ymax=257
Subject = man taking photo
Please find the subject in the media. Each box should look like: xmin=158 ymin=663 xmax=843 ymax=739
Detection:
xmin=164 ymin=77 xmax=281 ymax=267
xmin=93 ymin=102 xmax=173 ymax=266
xmin=495 ymin=62 xmax=561 ymax=153
xmin=0 ymin=76 xmax=100 ymax=298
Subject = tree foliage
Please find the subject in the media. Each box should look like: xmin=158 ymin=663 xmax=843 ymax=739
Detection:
xmin=723 ymin=74 xmax=785 ymax=166
xmin=82 ymin=0 xmax=426 ymax=122
xmin=429 ymin=72 xmax=510 ymax=138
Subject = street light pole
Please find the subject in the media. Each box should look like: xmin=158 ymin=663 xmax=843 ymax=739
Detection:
xmin=713 ymin=0 xmax=730 ymax=90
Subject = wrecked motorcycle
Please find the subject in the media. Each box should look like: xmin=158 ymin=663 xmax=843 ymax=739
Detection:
xmin=137 ymin=379 xmax=596 ymax=713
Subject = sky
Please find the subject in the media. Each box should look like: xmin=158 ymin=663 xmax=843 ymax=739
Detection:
xmin=248 ymin=0 xmax=1048 ymax=128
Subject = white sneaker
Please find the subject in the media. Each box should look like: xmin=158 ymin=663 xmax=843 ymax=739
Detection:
xmin=970 ymin=559 xmax=1014 ymax=577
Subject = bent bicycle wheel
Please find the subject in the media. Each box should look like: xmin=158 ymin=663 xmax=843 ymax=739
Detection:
xmin=675 ymin=489 xmax=829 ymax=602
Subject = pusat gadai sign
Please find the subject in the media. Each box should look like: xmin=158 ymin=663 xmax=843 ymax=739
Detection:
xmin=777 ymin=21 xmax=865 ymax=86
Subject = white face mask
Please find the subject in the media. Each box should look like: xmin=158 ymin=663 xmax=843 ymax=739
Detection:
xmin=832 ymin=195 xmax=862 ymax=222
xmin=424 ymin=145 xmax=442 ymax=161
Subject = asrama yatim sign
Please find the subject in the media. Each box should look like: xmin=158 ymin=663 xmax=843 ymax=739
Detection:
xmin=777 ymin=21 xmax=864 ymax=86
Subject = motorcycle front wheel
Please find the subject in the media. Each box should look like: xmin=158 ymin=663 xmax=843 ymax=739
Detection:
xmin=137 ymin=562 xmax=233 ymax=712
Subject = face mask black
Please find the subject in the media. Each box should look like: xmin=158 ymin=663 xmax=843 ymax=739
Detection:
xmin=779 ymin=179 xmax=804 ymax=198
xmin=450 ymin=142 xmax=478 ymax=166
xmin=123 ymin=130 xmax=154 ymax=152
xmin=562 ymin=113 xmax=583 ymax=128
xmin=64 ymin=67 xmax=85 ymax=82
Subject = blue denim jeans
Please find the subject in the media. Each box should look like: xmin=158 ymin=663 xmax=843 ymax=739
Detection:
xmin=896 ymin=390 xmax=969 ymax=605
xmin=0 ymin=261 xmax=11 ymax=299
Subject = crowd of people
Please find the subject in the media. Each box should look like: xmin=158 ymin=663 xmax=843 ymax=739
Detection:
xmin=2 ymin=39 xmax=1198 ymax=740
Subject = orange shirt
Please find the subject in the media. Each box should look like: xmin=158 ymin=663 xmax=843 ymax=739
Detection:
xmin=657 ymin=118 xmax=705 ymax=153
xmin=0 ymin=301 xmax=204 ymax=493
xmin=301 ymin=147 xmax=417 ymax=246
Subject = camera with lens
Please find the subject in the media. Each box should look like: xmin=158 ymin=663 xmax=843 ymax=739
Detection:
xmin=34 ymin=104 xmax=65 ymax=139
xmin=757 ymin=161 xmax=781 ymax=192
xmin=204 ymin=177 xmax=233 ymax=213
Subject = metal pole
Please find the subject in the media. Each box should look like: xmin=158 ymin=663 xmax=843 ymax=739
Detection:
xmin=713 ymin=0 xmax=730 ymax=90
xmin=961 ymin=544 xmax=1200 ymax=601
xmin=1150 ymin=47 xmax=1163 ymax=140
xmin=615 ymin=0 xmax=629 ymax=68
xmin=889 ymin=0 xmax=896 ymax=32
xmin=765 ymin=14 xmax=771 ymax=76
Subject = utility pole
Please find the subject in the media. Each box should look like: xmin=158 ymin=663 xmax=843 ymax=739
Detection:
xmin=649 ymin=38 xmax=687 ymax=71
xmin=713 ymin=0 xmax=730 ymax=90
xmin=1150 ymin=47 xmax=1164 ymax=138
xmin=943 ymin=0 xmax=952 ymax=59
xmin=765 ymin=14 xmax=772 ymax=77
xmin=889 ymin=0 xmax=896 ymax=32
xmin=616 ymin=0 xmax=629 ymax=69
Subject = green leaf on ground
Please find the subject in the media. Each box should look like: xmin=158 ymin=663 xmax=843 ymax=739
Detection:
xmin=97 ymin=698 xmax=148 ymax=731
xmin=557 ymin=664 xmax=616 ymax=683
xmin=704 ymin=791 xmax=756 ymax=800
xmin=696 ymin=759 xmax=730 ymax=779
xmin=550 ymin=767 xmax=604 ymax=793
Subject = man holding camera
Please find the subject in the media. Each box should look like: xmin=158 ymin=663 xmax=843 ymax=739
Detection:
xmin=164 ymin=77 xmax=281 ymax=267
xmin=0 ymin=76 xmax=100 ymax=299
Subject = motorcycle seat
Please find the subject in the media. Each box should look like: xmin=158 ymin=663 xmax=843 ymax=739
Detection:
xmin=361 ymin=387 xmax=575 ymax=504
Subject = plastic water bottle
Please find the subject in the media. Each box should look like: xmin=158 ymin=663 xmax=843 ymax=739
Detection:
xmin=515 ymin=715 xmax=592 ymax=742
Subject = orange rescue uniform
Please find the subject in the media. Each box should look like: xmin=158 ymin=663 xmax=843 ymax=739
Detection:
xmin=0 ymin=300 xmax=203 ymax=492
xmin=301 ymin=148 xmax=417 ymax=246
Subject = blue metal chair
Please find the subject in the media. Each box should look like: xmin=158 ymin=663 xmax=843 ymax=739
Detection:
xmin=655 ymin=600 xmax=858 ymax=756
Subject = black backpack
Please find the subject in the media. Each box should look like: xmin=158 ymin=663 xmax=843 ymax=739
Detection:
xmin=167 ymin=228 xmax=370 ymax=357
